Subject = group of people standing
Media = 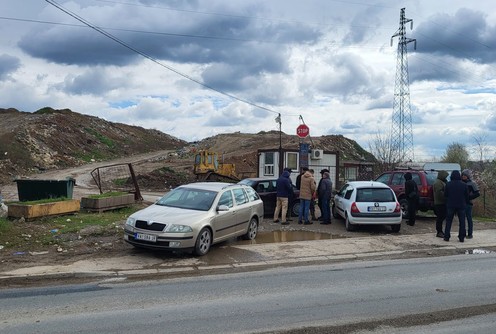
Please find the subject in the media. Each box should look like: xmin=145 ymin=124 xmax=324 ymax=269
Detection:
xmin=409 ymin=169 xmax=480 ymax=242
xmin=273 ymin=166 xmax=333 ymax=226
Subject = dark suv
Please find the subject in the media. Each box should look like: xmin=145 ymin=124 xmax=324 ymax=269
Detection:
xmin=238 ymin=177 xmax=300 ymax=217
xmin=375 ymin=170 xmax=438 ymax=216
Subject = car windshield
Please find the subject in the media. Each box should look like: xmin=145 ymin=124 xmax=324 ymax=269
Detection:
xmin=356 ymin=188 xmax=395 ymax=202
xmin=156 ymin=187 xmax=217 ymax=211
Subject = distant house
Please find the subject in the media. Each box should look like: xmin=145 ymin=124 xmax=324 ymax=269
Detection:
xmin=257 ymin=140 xmax=376 ymax=189
xmin=257 ymin=148 xmax=339 ymax=189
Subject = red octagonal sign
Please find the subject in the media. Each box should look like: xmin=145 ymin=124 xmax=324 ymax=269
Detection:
xmin=296 ymin=124 xmax=310 ymax=138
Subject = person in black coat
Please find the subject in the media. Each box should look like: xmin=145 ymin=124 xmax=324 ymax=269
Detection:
xmin=404 ymin=172 xmax=418 ymax=226
xmin=444 ymin=170 xmax=469 ymax=242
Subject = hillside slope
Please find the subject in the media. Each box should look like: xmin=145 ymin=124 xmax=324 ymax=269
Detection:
xmin=0 ymin=107 xmax=187 ymax=185
xmin=0 ymin=107 xmax=376 ymax=188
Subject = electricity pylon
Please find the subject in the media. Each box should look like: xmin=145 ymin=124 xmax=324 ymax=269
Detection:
xmin=390 ymin=8 xmax=416 ymax=163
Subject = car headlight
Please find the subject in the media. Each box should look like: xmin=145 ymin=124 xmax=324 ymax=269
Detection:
xmin=126 ymin=217 xmax=136 ymax=227
xmin=166 ymin=224 xmax=193 ymax=233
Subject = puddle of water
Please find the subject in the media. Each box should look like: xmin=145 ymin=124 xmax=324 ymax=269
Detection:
xmin=235 ymin=231 xmax=346 ymax=245
xmin=465 ymin=249 xmax=492 ymax=255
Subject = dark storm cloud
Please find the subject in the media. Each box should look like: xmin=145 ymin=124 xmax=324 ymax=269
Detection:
xmin=414 ymin=8 xmax=496 ymax=63
xmin=18 ymin=2 xmax=321 ymax=77
xmin=0 ymin=54 xmax=21 ymax=80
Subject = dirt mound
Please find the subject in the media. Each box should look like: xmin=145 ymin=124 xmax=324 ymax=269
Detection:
xmin=0 ymin=107 xmax=187 ymax=185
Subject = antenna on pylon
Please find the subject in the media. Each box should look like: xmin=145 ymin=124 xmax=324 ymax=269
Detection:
xmin=390 ymin=8 xmax=416 ymax=163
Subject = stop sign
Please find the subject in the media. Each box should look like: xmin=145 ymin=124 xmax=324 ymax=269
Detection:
xmin=296 ymin=124 xmax=310 ymax=138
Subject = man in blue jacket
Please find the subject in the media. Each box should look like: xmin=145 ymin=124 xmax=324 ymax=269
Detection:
xmin=273 ymin=170 xmax=293 ymax=225
xmin=444 ymin=170 xmax=469 ymax=242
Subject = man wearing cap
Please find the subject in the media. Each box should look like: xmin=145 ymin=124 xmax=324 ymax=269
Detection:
xmin=316 ymin=169 xmax=330 ymax=221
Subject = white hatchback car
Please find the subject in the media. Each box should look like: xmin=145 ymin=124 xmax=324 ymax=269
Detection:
xmin=332 ymin=181 xmax=402 ymax=232
xmin=124 ymin=182 xmax=264 ymax=255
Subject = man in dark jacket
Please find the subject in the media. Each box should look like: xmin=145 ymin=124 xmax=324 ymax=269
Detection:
xmin=318 ymin=171 xmax=333 ymax=225
xmin=444 ymin=170 xmax=469 ymax=242
xmin=461 ymin=169 xmax=480 ymax=239
xmin=316 ymin=168 xmax=330 ymax=221
xmin=404 ymin=172 xmax=418 ymax=226
xmin=433 ymin=170 xmax=448 ymax=238
xmin=273 ymin=170 xmax=292 ymax=225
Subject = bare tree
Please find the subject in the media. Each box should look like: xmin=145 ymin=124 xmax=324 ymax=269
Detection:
xmin=472 ymin=134 xmax=489 ymax=170
xmin=368 ymin=131 xmax=399 ymax=173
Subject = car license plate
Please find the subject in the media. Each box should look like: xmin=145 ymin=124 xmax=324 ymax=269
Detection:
xmin=135 ymin=233 xmax=157 ymax=242
xmin=368 ymin=206 xmax=386 ymax=212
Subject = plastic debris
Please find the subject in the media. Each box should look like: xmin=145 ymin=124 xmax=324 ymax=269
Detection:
xmin=29 ymin=251 xmax=49 ymax=256
xmin=13 ymin=251 xmax=26 ymax=256
xmin=50 ymin=229 xmax=59 ymax=233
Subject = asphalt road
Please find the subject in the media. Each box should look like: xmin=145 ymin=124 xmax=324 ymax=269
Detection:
xmin=1 ymin=254 xmax=495 ymax=334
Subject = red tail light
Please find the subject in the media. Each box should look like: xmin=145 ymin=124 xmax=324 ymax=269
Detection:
xmin=394 ymin=202 xmax=401 ymax=213
xmin=419 ymin=185 xmax=429 ymax=196
xmin=351 ymin=202 xmax=360 ymax=213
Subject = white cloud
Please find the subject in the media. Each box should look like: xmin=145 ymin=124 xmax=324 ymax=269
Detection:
xmin=0 ymin=0 xmax=495 ymax=160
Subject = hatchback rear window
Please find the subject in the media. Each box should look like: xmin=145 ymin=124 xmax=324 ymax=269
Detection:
xmin=356 ymin=188 xmax=395 ymax=202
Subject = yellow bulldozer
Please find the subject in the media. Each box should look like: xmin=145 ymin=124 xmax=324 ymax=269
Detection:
xmin=193 ymin=149 xmax=240 ymax=182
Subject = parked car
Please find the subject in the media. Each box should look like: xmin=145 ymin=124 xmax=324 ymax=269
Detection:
xmin=332 ymin=181 xmax=402 ymax=232
xmin=238 ymin=177 xmax=300 ymax=217
xmin=375 ymin=170 xmax=438 ymax=216
xmin=124 ymin=182 xmax=263 ymax=256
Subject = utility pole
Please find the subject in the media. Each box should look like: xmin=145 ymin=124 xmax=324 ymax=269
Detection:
xmin=276 ymin=113 xmax=283 ymax=175
xmin=390 ymin=7 xmax=416 ymax=163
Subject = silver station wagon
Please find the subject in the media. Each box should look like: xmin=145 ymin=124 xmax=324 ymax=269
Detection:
xmin=124 ymin=182 xmax=264 ymax=255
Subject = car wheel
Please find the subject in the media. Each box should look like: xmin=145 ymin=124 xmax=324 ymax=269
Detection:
xmin=194 ymin=227 xmax=212 ymax=256
xmin=243 ymin=217 xmax=258 ymax=240
xmin=332 ymin=203 xmax=340 ymax=219
xmin=399 ymin=198 xmax=409 ymax=217
xmin=291 ymin=201 xmax=300 ymax=217
xmin=345 ymin=215 xmax=356 ymax=231
xmin=391 ymin=224 xmax=401 ymax=233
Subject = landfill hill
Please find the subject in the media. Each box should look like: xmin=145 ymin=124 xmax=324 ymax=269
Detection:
xmin=0 ymin=107 xmax=376 ymax=188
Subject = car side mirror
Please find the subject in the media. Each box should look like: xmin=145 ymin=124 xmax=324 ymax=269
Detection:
xmin=217 ymin=205 xmax=230 ymax=212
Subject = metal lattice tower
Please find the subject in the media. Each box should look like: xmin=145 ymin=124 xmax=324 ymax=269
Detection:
xmin=390 ymin=8 xmax=416 ymax=163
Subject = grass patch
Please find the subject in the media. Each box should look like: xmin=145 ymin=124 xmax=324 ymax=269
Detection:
xmin=76 ymin=150 xmax=108 ymax=162
xmin=113 ymin=178 xmax=129 ymax=186
xmin=84 ymin=128 xmax=115 ymax=148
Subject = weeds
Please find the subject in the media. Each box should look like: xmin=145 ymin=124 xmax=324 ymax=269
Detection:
xmin=0 ymin=205 xmax=141 ymax=251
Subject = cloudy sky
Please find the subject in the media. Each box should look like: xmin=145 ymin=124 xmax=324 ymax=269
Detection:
xmin=1 ymin=0 xmax=496 ymax=161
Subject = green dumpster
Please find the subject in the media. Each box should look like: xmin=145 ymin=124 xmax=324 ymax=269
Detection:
xmin=15 ymin=178 xmax=76 ymax=202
